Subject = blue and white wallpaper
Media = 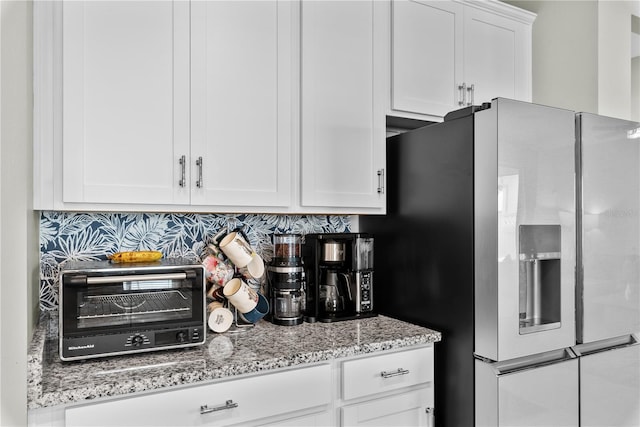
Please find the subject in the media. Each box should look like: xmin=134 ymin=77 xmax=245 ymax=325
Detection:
xmin=39 ymin=211 xmax=351 ymax=310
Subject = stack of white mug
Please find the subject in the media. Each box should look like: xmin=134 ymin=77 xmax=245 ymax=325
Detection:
xmin=205 ymin=230 xmax=268 ymax=333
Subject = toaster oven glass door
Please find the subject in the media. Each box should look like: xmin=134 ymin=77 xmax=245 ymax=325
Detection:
xmin=62 ymin=269 xmax=204 ymax=335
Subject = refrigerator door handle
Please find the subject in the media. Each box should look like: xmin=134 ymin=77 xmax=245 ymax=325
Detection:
xmin=480 ymin=348 xmax=577 ymax=377
xmin=571 ymin=334 xmax=639 ymax=357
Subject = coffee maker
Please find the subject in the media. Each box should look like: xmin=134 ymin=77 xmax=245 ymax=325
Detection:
xmin=266 ymin=234 xmax=305 ymax=326
xmin=302 ymin=233 xmax=375 ymax=322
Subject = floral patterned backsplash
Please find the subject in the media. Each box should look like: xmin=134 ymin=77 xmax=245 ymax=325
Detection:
xmin=39 ymin=211 xmax=351 ymax=310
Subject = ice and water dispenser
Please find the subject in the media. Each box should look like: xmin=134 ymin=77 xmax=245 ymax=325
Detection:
xmin=519 ymin=225 xmax=562 ymax=333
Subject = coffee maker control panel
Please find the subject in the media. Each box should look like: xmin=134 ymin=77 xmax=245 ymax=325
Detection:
xmin=357 ymin=272 xmax=373 ymax=312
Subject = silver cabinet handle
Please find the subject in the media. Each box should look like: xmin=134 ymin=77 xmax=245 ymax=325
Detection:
xmin=426 ymin=407 xmax=435 ymax=427
xmin=178 ymin=155 xmax=186 ymax=187
xmin=458 ymin=83 xmax=466 ymax=106
xmin=196 ymin=156 xmax=203 ymax=188
xmin=377 ymin=169 xmax=385 ymax=194
xmin=200 ymin=399 xmax=238 ymax=415
xmin=467 ymin=84 xmax=474 ymax=106
xmin=380 ymin=368 xmax=410 ymax=378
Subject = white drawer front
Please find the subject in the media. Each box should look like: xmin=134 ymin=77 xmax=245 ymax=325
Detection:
xmin=342 ymin=346 xmax=433 ymax=401
xmin=65 ymin=364 xmax=331 ymax=426
xmin=341 ymin=387 xmax=433 ymax=427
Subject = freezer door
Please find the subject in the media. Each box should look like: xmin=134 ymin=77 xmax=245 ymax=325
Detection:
xmin=475 ymin=349 xmax=579 ymax=427
xmin=575 ymin=337 xmax=640 ymax=427
xmin=475 ymin=98 xmax=576 ymax=361
xmin=577 ymin=113 xmax=640 ymax=343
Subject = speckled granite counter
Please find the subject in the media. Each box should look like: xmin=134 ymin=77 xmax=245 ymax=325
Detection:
xmin=28 ymin=311 xmax=441 ymax=410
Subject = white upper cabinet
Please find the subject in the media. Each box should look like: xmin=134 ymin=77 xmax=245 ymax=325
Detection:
xmin=391 ymin=0 xmax=464 ymax=118
xmin=389 ymin=0 xmax=535 ymax=121
xmin=190 ymin=1 xmax=292 ymax=208
xmin=463 ymin=4 xmax=532 ymax=106
xmin=300 ymin=1 xmax=386 ymax=210
xmin=35 ymin=0 xmax=385 ymax=214
xmin=37 ymin=1 xmax=294 ymax=212
xmin=62 ymin=1 xmax=190 ymax=205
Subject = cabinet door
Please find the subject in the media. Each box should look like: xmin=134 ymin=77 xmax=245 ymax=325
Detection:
xmin=391 ymin=0 xmax=464 ymax=117
xmin=463 ymin=6 xmax=531 ymax=105
xmin=190 ymin=1 xmax=292 ymax=208
xmin=301 ymin=1 xmax=385 ymax=210
xmin=341 ymin=388 xmax=433 ymax=427
xmin=62 ymin=1 xmax=190 ymax=205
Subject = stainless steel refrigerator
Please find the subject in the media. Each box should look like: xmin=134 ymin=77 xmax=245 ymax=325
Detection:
xmin=572 ymin=112 xmax=640 ymax=426
xmin=361 ymin=98 xmax=578 ymax=426
xmin=360 ymin=98 xmax=640 ymax=426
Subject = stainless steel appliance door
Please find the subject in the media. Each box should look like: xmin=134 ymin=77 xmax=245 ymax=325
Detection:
xmin=573 ymin=335 xmax=640 ymax=426
xmin=577 ymin=113 xmax=640 ymax=343
xmin=475 ymin=349 xmax=579 ymax=427
xmin=61 ymin=269 xmax=205 ymax=335
xmin=475 ymin=98 xmax=576 ymax=361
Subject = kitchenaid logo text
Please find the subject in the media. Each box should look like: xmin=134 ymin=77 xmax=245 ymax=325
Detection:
xmin=68 ymin=344 xmax=95 ymax=351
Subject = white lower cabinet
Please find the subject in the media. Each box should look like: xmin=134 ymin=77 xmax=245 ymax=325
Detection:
xmin=341 ymin=388 xmax=433 ymax=427
xmin=339 ymin=346 xmax=435 ymax=427
xmin=65 ymin=364 xmax=331 ymax=427
xmin=29 ymin=345 xmax=435 ymax=427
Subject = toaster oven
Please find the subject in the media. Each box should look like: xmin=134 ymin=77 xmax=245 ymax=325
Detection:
xmin=59 ymin=259 xmax=206 ymax=361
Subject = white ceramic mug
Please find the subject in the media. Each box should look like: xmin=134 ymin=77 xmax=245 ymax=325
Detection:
xmin=223 ymin=278 xmax=259 ymax=313
xmin=207 ymin=302 xmax=233 ymax=333
xmin=207 ymin=300 xmax=225 ymax=312
xmin=239 ymin=292 xmax=269 ymax=324
xmin=237 ymin=253 xmax=265 ymax=280
xmin=219 ymin=232 xmax=255 ymax=268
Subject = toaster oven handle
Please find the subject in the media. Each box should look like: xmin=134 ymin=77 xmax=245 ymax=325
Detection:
xmin=85 ymin=273 xmax=188 ymax=285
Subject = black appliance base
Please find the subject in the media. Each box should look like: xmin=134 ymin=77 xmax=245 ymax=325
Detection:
xmin=316 ymin=312 xmax=377 ymax=323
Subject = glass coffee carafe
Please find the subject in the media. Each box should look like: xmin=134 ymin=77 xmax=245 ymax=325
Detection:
xmin=319 ymin=270 xmax=351 ymax=313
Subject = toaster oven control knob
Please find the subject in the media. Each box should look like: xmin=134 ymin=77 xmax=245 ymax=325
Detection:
xmin=176 ymin=331 xmax=188 ymax=343
xmin=132 ymin=335 xmax=144 ymax=347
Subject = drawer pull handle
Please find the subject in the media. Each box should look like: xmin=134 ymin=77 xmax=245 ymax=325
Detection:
xmin=380 ymin=368 xmax=410 ymax=378
xmin=200 ymin=400 xmax=238 ymax=415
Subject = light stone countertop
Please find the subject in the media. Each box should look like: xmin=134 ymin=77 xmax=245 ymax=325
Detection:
xmin=27 ymin=311 xmax=441 ymax=410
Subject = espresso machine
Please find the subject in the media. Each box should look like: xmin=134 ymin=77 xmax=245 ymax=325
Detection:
xmin=266 ymin=234 xmax=305 ymax=326
xmin=302 ymin=233 xmax=375 ymax=322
